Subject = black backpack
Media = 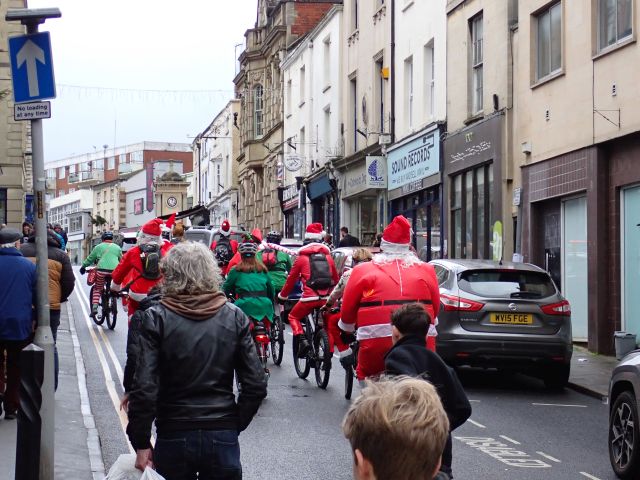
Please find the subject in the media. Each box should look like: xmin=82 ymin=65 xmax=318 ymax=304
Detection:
xmin=139 ymin=243 xmax=162 ymax=280
xmin=214 ymin=236 xmax=234 ymax=266
xmin=307 ymin=253 xmax=333 ymax=290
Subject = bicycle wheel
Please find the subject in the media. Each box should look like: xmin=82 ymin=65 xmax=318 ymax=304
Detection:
xmin=106 ymin=294 xmax=117 ymax=330
xmin=100 ymin=289 xmax=110 ymax=327
xmin=270 ymin=316 xmax=284 ymax=366
xmin=345 ymin=365 xmax=355 ymax=400
xmin=256 ymin=340 xmax=270 ymax=382
xmin=293 ymin=318 xmax=312 ymax=379
xmin=314 ymin=329 xmax=332 ymax=389
xmin=89 ymin=286 xmax=105 ymax=325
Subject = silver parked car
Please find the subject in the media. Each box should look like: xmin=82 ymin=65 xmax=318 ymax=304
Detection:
xmin=430 ymin=259 xmax=572 ymax=389
xmin=609 ymin=350 xmax=640 ymax=479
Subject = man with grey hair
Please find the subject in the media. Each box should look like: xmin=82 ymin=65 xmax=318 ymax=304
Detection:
xmin=0 ymin=228 xmax=36 ymax=419
xmin=127 ymin=241 xmax=267 ymax=478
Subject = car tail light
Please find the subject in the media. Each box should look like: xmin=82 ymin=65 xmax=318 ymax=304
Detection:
xmin=540 ymin=300 xmax=571 ymax=316
xmin=441 ymin=293 xmax=484 ymax=312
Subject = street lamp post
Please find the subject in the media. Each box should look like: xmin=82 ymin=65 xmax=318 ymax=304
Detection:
xmin=5 ymin=7 xmax=61 ymax=480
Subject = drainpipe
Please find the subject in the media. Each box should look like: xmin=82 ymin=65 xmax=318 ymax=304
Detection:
xmin=390 ymin=0 xmax=396 ymax=143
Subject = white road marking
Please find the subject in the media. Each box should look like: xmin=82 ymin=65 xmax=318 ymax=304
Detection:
xmin=499 ymin=435 xmax=521 ymax=445
xmin=74 ymin=283 xmax=133 ymax=453
xmin=579 ymin=472 xmax=601 ymax=480
xmin=455 ymin=436 xmax=551 ymax=468
xmin=536 ymin=451 xmax=561 ymax=463
xmin=286 ymin=331 xmax=293 ymax=336
xmin=469 ymin=399 xmax=481 ymax=403
xmin=74 ymin=276 xmax=125 ymax=384
xmin=467 ymin=419 xmax=486 ymax=429
xmin=532 ymin=403 xmax=587 ymax=408
xmin=66 ymin=302 xmax=106 ymax=478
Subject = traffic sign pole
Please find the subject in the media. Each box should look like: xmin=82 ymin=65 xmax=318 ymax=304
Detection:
xmin=6 ymin=8 xmax=61 ymax=480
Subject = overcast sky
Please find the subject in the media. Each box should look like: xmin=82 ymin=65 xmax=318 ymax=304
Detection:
xmin=26 ymin=0 xmax=257 ymax=162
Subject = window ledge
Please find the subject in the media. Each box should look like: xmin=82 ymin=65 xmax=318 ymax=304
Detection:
xmin=530 ymin=69 xmax=565 ymax=89
xmin=298 ymin=101 xmax=305 ymax=108
xmin=348 ymin=29 xmax=359 ymax=46
xmin=322 ymin=84 xmax=331 ymax=93
xmin=402 ymin=1 xmax=414 ymax=12
xmin=593 ymin=36 xmax=636 ymax=61
xmin=464 ymin=112 xmax=484 ymax=126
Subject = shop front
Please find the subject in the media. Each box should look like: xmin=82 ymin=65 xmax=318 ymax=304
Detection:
xmin=66 ymin=233 xmax=85 ymax=266
xmin=387 ymin=124 xmax=443 ymax=260
xmin=341 ymin=156 xmax=387 ymax=246
xmin=278 ymin=181 xmax=305 ymax=240
xmin=306 ymin=170 xmax=338 ymax=239
xmin=443 ymin=114 xmax=503 ymax=261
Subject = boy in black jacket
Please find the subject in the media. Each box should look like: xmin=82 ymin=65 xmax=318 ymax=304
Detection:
xmin=385 ymin=303 xmax=472 ymax=480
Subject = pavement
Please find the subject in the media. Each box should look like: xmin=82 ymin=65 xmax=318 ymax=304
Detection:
xmin=0 ymin=303 xmax=104 ymax=480
xmin=0 ymin=302 xmax=622 ymax=478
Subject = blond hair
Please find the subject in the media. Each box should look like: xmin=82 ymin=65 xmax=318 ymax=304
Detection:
xmin=352 ymin=247 xmax=373 ymax=263
xmin=342 ymin=376 xmax=449 ymax=480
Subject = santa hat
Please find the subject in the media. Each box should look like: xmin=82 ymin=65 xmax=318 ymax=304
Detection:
xmin=251 ymin=228 xmax=263 ymax=243
xmin=141 ymin=218 xmax=164 ymax=237
xmin=381 ymin=215 xmax=411 ymax=250
xmin=305 ymin=222 xmax=325 ymax=241
xmin=220 ymin=219 xmax=231 ymax=237
xmin=166 ymin=212 xmax=177 ymax=229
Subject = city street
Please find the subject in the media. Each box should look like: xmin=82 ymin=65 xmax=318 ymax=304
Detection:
xmin=68 ymin=268 xmax=615 ymax=480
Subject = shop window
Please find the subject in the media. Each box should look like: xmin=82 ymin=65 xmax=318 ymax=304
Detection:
xmin=536 ymin=2 xmax=562 ymax=81
xmin=598 ymin=0 xmax=633 ymax=51
xmin=470 ymin=13 xmax=483 ymax=114
xmin=451 ymin=163 xmax=493 ymax=259
xmin=352 ymin=0 xmax=359 ymax=31
xmin=58 ymin=167 xmax=65 ymax=179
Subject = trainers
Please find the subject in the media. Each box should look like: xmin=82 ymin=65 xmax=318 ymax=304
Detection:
xmin=296 ymin=335 xmax=310 ymax=358
xmin=91 ymin=304 xmax=99 ymax=316
xmin=4 ymin=410 xmax=17 ymax=420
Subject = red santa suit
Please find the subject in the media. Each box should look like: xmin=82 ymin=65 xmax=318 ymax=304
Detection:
xmin=339 ymin=215 xmax=440 ymax=380
xmin=279 ymin=223 xmax=339 ymax=337
xmin=209 ymin=219 xmax=238 ymax=276
xmin=111 ymin=218 xmax=173 ymax=316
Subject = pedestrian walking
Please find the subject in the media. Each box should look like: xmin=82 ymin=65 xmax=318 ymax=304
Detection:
xmin=20 ymin=221 xmax=32 ymax=244
xmin=126 ymin=241 xmax=267 ymax=478
xmin=0 ymin=228 xmax=36 ymax=419
xmin=385 ymin=303 xmax=472 ymax=480
xmin=339 ymin=215 xmax=441 ymax=380
xmin=20 ymin=227 xmax=75 ymax=390
xmin=342 ymin=375 xmax=450 ymax=480
xmin=338 ymin=226 xmax=361 ymax=248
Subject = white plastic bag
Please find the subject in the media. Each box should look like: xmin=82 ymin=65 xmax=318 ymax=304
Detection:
xmin=105 ymin=454 xmax=166 ymax=480
xmin=140 ymin=467 xmax=166 ymax=480
xmin=105 ymin=454 xmax=140 ymax=480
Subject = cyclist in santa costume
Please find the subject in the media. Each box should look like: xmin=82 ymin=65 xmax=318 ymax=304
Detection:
xmin=278 ymin=223 xmax=339 ymax=357
xmin=339 ymin=215 xmax=440 ymax=380
xmin=111 ymin=218 xmax=173 ymax=317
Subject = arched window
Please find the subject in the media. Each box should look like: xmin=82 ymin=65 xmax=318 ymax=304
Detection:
xmin=253 ymin=84 xmax=264 ymax=138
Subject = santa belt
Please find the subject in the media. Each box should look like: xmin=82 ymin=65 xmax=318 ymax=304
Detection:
xmin=359 ymin=299 xmax=432 ymax=308
xmin=238 ymin=290 xmax=268 ymax=298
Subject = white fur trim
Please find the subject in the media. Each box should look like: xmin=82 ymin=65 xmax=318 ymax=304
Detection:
xmin=304 ymin=231 xmax=325 ymax=240
xmin=298 ymin=242 xmax=330 ymax=254
xmin=1 ymin=242 xmax=17 ymax=248
xmin=338 ymin=319 xmax=356 ymax=333
xmin=380 ymin=238 xmax=411 ymax=253
xmin=357 ymin=324 xmax=393 ymax=340
xmin=338 ymin=347 xmax=353 ymax=358
xmin=110 ymin=282 xmax=122 ymax=292
xmin=128 ymin=291 xmax=148 ymax=301
xmin=138 ymin=233 xmax=161 ymax=245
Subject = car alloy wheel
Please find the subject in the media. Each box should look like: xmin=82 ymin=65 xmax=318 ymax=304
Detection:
xmin=609 ymin=390 xmax=640 ymax=478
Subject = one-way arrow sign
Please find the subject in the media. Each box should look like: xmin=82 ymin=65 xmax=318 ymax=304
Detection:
xmin=8 ymin=31 xmax=56 ymax=103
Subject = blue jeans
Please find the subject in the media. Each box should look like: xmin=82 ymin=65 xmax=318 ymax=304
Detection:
xmin=154 ymin=429 xmax=242 ymax=480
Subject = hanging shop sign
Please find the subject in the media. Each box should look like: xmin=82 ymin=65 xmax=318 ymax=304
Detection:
xmin=281 ymin=182 xmax=301 ymax=211
xmin=343 ymin=157 xmax=387 ymax=198
xmin=387 ymin=126 xmax=440 ymax=190
xmin=284 ymin=155 xmax=303 ymax=172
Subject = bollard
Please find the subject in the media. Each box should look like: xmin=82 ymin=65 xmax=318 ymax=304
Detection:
xmin=15 ymin=344 xmax=44 ymax=480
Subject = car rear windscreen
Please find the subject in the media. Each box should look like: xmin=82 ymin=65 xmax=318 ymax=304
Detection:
xmin=458 ymin=269 xmax=556 ymax=299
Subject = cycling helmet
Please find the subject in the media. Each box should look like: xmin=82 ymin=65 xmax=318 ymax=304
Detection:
xmin=266 ymin=230 xmax=282 ymax=244
xmin=238 ymin=241 xmax=258 ymax=257
xmin=101 ymin=231 xmax=114 ymax=241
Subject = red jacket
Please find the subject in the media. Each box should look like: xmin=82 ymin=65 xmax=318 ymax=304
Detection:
xmin=280 ymin=242 xmax=339 ymax=300
xmin=111 ymin=242 xmax=173 ymax=302
xmin=339 ymin=257 xmax=440 ymax=340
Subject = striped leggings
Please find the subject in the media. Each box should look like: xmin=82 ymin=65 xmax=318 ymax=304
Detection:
xmin=92 ymin=270 xmax=112 ymax=306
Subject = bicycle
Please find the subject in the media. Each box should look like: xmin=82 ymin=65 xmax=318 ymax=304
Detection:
xmin=88 ymin=268 xmax=118 ymax=330
xmin=270 ymin=304 xmax=285 ymax=366
xmin=344 ymin=337 xmax=359 ymax=400
xmin=251 ymin=318 xmax=271 ymax=381
xmin=293 ymin=302 xmax=332 ymax=389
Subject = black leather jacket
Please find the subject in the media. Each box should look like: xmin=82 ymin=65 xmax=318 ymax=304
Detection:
xmin=126 ymin=301 xmax=267 ymax=450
